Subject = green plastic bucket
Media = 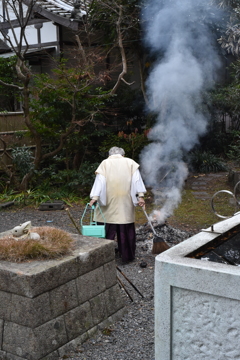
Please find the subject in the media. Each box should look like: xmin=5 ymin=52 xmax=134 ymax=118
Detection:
xmin=81 ymin=203 xmax=106 ymax=238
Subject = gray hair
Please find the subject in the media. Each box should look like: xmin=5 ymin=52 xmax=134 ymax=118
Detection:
xmin=109 ymin=147 xmax=125 ymax=156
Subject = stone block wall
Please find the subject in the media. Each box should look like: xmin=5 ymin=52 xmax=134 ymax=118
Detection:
xmin=0 ymin=235 xmax=125 ymax=360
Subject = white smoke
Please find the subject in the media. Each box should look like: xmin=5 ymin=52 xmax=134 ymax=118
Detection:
xmin=140 ymin=0 xmax=223 ymax=223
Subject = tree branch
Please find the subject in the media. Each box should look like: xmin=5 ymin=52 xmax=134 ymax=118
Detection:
xmin=42 ymin=123 xmax=77 ymax=160
xmin=0 ymin=79 xmax=23 ymax=90
xmin=109 ymin=5 xmax=129 ymax=95
xmin=0 ymin=136 xmax=13 ymax=160
xmin=75 ymin=35 xmax=88 ymax=67
xmin=138 ymin=58 xmax=149 ymax=106
xmin=121 ymin=78 xmax=135 ymax=86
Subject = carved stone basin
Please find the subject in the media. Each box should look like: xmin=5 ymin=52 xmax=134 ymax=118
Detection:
xmin=155 ymin=213 xmax=240 ymax=360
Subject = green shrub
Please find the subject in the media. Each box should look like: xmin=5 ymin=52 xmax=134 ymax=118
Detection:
xmin=199 ymin=128 xmax=231 ymax=156
xmin=189 ymin=151 xmax=228 ymax=173
xmin=35 ymin=161 xmax=99 ymax=197
xmin=99 ymin=130 xmax=150 ymax=161
xmin=226 ymin=130 xmax=240 ymax=165
xmin=11 ymin=146 xmax=34 ymax=178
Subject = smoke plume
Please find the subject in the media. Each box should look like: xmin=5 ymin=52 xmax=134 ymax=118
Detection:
xmin=140 ymin=0 xmax=223 ymax=223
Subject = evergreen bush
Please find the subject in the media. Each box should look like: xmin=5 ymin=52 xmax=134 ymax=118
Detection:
xmin=189 ymin=151 xmax=228 ymax=173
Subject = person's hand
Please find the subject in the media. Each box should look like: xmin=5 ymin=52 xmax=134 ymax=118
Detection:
xmin=89 ymin=199 xmax=97 ymax=207
xmin=138 ymin=198 xmax=145 ymax=207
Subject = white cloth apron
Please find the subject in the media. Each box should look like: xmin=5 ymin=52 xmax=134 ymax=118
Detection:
xmin=90 ymin=155 xmax=146 ymax=224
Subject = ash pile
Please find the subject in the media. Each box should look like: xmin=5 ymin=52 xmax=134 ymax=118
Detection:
xmin=136 ymin=222 xmax=193 ymax=253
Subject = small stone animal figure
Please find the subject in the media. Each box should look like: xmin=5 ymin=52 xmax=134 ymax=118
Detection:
xmin=28 ymin=232 xmax=40 ymax=240
xmin=12 ymin=221 xmax=32 ymax=237
xmin=0 ymin=221 xmax=40 ymax=240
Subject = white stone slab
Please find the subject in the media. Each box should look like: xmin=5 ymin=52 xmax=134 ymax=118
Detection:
xmin=155 ymin=213 xmax=240 ymax=360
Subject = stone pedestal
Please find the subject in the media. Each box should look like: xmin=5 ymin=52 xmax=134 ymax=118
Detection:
xmin=155 ymin=214 xmax=240 ymax=360
xmin=0 ymin=235 xmax=125 ymax=360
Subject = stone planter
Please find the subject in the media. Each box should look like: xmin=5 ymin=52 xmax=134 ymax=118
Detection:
xmin=0 ymin=235 xmax=125 ymax=360
xmin=155 ymin=213 xmax=240 ymax=360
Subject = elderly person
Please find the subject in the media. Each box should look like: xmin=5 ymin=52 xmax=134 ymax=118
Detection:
xmin=89 ymin=146 xmax=146 ymax=263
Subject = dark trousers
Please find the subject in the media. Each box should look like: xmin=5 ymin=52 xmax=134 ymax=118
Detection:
xmin=99 ymin=223 xmax=136 ymax=262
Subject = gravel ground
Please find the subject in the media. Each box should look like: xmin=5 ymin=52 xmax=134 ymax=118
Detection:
xmin=0 ymin=204 xmax=192 ymax=360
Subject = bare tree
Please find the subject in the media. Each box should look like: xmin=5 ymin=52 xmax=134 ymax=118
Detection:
xmin=0 ymin=0 xmax=143 ymax=190
xmin=81 ymin=0 xmax=147 ymax=100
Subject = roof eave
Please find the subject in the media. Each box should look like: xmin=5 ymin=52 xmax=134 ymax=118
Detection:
xmin=35 ymin=5 xmax=80 ymax=31
xmin=23 ymin=0 xmax=81 ymax=31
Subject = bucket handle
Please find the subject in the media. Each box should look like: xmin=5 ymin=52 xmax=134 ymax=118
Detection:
xmin=81 ymin=203 xmax=105 ymax=226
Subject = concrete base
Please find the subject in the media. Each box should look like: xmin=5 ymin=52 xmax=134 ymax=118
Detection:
xmin=155 ymin=213 xmax=240 ymax=360
xmin=0 ymin=235 xmax=125 ymax=360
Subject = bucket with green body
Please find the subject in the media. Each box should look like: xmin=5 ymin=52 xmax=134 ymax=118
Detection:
xmin=81 ymin=203 xmax=105 ymax=238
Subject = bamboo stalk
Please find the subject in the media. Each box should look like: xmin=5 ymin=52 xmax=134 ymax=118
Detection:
xmin=65 ymin=208 xmax=81 ymax=235
xmin=116 ymin=266 xmax=144 ymax=298
xmin=117 ymin=275 xmax=133 ymax=302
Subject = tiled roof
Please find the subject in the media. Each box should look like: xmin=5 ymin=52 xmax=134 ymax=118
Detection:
xmin=23 ymin=0 xmax=90 ymax=30
xmin=34 ymin=0 xmax=87 ymax=19
xmin=0 ymin=0 xmax=90 ymax=33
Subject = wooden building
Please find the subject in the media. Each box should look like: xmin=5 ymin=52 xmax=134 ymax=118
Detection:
xmin=0 ymin=0 xmax=89 ymax=71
